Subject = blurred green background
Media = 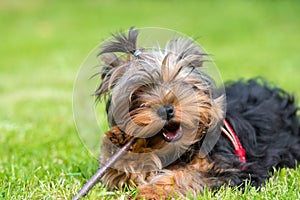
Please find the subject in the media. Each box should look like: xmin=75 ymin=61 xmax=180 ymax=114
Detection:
xmin=1 ymin=0 xmax=299 ymax=199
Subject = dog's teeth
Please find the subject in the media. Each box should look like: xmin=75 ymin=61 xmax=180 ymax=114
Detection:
xmin=162 ymin=132 xmax=168 ymax=139
xmin=162 ymin=132 xmax=171 ymax=140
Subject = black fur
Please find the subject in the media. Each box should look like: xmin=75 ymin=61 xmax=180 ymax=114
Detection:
xmin=209 ymin=78 xmax=300 ymax=188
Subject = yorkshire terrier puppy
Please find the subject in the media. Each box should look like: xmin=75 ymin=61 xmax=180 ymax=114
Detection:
xmin=95 ymin=28 xmax=300 ymax=199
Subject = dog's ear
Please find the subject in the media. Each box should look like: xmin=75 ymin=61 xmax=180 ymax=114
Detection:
xmin=99 ymin=27 xmax=138 ymax=55
xmin=95 ymin=27 xmax=139 ymax=100
xmin=167 ymin=38 xmax=209 ymax=70
xmin=159 ymin=38 xmax=209 ymax=83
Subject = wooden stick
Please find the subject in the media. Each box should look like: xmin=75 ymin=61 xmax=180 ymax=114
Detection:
xmin=72 ymin=137 xmax=135 ymax=200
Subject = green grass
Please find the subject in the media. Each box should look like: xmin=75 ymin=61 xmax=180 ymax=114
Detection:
xmin=0 ymin=0 xmax=300 ymax=199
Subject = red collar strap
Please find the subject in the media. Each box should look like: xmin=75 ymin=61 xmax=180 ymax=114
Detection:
xmin=221 ymin=119 xmax=246 ymax=163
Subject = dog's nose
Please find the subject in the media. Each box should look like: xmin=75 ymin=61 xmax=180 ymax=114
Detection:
xmin=157 ymin=105 xmax=175 ymax=120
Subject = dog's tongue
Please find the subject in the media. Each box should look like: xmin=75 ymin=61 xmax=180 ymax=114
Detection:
xmin=162 ymin=127 xmax=183 ymax=142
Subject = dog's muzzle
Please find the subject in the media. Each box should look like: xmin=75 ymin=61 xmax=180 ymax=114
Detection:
xmin=157 ymin=105 xmax=175 ymax=121
xmin=157 ymin=105 xmax=183 ymax=142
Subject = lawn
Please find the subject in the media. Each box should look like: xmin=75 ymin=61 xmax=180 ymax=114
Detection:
xmin=0 ymin=0 xmax=299 ymax=199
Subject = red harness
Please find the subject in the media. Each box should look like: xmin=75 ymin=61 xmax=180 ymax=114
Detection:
xmin=221 ymin=119 xmax=246 ymax=163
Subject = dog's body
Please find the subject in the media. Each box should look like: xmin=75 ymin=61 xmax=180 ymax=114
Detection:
xmin=96 ymin=28 xmax=300 ymax=199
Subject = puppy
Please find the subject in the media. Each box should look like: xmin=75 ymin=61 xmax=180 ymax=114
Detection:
xmin=95 ymin=28 xmax=300 ymax=199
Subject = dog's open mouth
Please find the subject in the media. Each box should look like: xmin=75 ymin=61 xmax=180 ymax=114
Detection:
xmin=161 ymin=122 xmax=183 ymax=142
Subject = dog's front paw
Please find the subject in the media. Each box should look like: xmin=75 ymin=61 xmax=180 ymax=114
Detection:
xmin=105 ymin=126 xmax=132 ymax=145
xmin=137 ymin=184 xmax=175 ymax=200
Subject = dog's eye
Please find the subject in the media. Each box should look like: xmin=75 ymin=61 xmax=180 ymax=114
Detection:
xmin=192 ymin=85 xmax=198 ymax=89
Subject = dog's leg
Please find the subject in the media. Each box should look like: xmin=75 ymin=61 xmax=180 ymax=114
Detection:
xmin=136 ymin=157 xmax=215 ymax=199
xmin=105 ymin=126 xmax=154 ymax=153
xmin=137 ymin=171 xmax=208 ymax=199
xmin=105 ymin=126 xmax=132 ymax=145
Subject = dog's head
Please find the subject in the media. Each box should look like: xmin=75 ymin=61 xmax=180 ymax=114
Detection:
xmin=96 ymin=28 xmax=224 ymax=166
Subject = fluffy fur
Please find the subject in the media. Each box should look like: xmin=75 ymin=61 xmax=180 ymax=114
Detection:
xmin=95 ymin=28 xmax=300 ymax=199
